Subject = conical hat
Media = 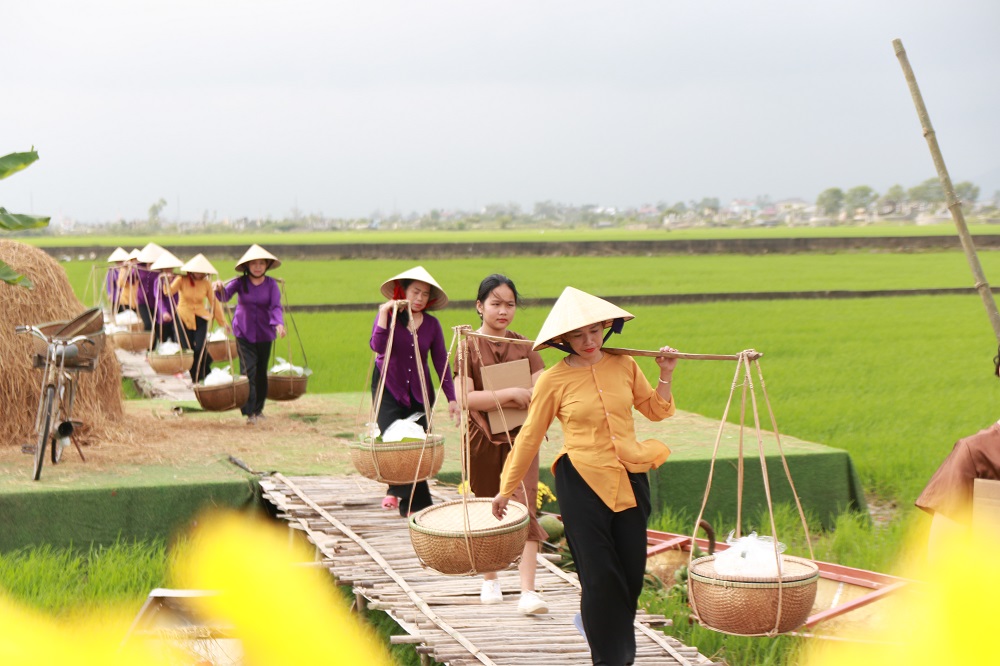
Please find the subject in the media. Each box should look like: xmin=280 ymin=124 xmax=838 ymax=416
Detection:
xmin=379 ymin=265 xmax=449 ymax=310
xmin=136 ymin=242 xmax=165 ymax=264
xmin=532 ymin=287 xmax=634 ymax=351
xmin=126 ymin=248 xmax=141 ymax=261
xmin=181 ymin=253 xmax=218 ymax=275
xmin=106 ymin=247 xmax=129 ymax=262
xmin=150 ymin=249 xmax=184 ymax=272
xmin=235 ymin=244 xmax=282 ymax=272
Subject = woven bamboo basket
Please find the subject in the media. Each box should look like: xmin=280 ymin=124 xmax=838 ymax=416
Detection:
xmin=409 ymin=499 xmax=530 ymax=575
xmin=267 ymin=373 xmax=308 ymax=401
xmin=206 ymin=338 xmax=240 ymax=363
xmin=111 ymin=330 xmax=153 ymax=352
xmin=147 ymin=351 xmax=195 ymax=375
xmin=687 ymin=554 xmax=819 ymax=636
xmin=194 ymin=377 xmax=250 ymax=412
xmin=349 ymin=434 xmax=445 ymax=484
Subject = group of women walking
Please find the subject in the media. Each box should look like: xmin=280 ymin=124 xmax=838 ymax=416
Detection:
xmin=369 ymin=265 xmax=679 ymax=666
xmin=108 ymin=243 xmax=286 ymax=424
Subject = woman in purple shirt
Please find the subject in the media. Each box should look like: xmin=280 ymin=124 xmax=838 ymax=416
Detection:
xmin=217 ymin=244 xmax=286 ymax=425
xmin=370 ymin=266 xmax=460 ymax=516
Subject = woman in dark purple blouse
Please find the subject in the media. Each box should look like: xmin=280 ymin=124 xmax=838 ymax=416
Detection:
xmin=370 ymin=266 xmax=459 ymax=516
xmin=216 ymin=244 xmax=286 ymax=425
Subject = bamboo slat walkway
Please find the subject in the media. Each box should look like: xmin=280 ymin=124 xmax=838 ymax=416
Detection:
xmin=260 ymin=473 xmax=719 ymax=666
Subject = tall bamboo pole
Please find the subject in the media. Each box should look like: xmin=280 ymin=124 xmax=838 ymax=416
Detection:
xmin=893 ymin=38 xmax=1000 ymax=344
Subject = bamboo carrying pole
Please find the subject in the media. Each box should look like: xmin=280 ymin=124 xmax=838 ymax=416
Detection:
xmin=893 ymin=38 xmax=1000 ymax=344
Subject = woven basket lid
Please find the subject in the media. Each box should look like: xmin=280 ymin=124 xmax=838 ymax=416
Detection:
xmin=411 ymin=499 xmax=528 ymax=535
xmin=235 ymin=244 xmax=282 ymax=272
xmin=136 ymin=242 xmax=166 ymax=264
xmin=150 ymin=250 xmax=183 ymax=272
xmin=181 ymin=253 xmax=218 ymax=275
xmin=379 ymin=265 xmax=449 ymax=310
xmin=106 ymin=247 xmax=129 ymax=262
xmin=532 ymin=286 xmax=634 ymax=351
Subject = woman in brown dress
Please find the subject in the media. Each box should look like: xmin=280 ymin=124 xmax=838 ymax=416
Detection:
xmin=459 ymin=274 xmax=549 ymax=614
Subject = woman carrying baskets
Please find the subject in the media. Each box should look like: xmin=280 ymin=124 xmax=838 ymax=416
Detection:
xmin=370 ymin=266 xmax=460 ymax=517
xmin=169 ymin=254 xmax=227 ymax=384
xmin=459 ymin=274 xmax=548 ymax=614
xmin=492 ymin=287 xmax=678 ymax=666
xmin=215 ymin=244 xmax=286 ymax=425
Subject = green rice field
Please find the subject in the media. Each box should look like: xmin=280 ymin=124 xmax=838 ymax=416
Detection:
xmin=18 ymin=220 xmax=1000 ymax=248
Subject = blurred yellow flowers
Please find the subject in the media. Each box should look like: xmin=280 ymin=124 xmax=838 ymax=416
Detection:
xmin=0 ymin=511 xmax=393 ymax=665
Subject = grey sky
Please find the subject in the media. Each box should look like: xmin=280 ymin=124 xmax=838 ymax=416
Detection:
xmin=5 ymin=1 xmax=999 ymax=223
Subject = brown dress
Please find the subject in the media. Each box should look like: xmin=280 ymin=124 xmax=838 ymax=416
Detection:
xmin=461 ymin=331 xmax=547 ymax=542
xmin=915 ymin=422 xmax=1000 ymax=523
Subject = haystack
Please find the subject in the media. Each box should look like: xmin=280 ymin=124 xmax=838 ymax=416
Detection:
xmin=0 ymin=240 xmax=126 ymax=448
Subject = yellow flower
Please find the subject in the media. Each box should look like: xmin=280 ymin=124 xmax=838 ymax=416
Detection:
xmin=537 ymin=482 xmax=557 ymax=510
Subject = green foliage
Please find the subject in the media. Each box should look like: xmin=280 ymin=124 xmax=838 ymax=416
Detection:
xmin=844 ymin=185 xmax=878 ymax=214
xmin=816 ymin=187 xmax=844 ymax=216
xmin=0 ymin=540 xmax=169 ymax=617
xmin=1 ymin=147 xmax=51 ymax=287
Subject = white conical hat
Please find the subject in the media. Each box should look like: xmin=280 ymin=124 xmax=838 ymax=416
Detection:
xmin=136 ymin=242 xmax=165 ymax=264
xmin=235 ymin=244 xmax=282 ymax=272
xmin=181 ymin=253 xmax=218 ymax=275
xmin=126 ymin=248 xmax=141 ymax=261
xmin=106 ymin=247 xmax=129 ymax=262
xmin=379 ymin=265 xmax=449 ymax=310
xmin=532 ymin=287 xmax=634 ymax=351
xmin=150 ymin=249 xmax=184 ymax=272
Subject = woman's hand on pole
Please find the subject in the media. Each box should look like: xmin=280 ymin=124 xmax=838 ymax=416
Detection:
xmin=162 ymin=313 xmax=172 ymax=323
xmin=448 ymin=399 xmax=461 ymax=427
xmin=492 ymin=494 xmax=511 ymax=520
xmin=276 ymin=324 xmax=287 ymax=338
xmin=655 ymin=344 xmax=677 ymax=399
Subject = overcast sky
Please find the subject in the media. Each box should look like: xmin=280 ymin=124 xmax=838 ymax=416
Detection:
xmin=4 ymin=1 xmax=999 ymax=223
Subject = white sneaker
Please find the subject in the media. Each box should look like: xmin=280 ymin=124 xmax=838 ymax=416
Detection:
xmin=517 ymin=590 xmax=548 ymax=614
xmin=480 ymin=579 xmax=503 ymax=604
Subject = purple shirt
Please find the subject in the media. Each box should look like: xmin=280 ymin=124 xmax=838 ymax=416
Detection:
xmin=370 ymin=312 xmax=456 ymax=407
xmin=104 ymin=268 xmax=120 ymax=305
xmin=220 ymin=275 xmax=284 ymax=343
xmin=135 ymin=266 xmax=160 ymax=307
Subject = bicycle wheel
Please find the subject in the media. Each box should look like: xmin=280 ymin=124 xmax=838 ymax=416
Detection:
xmin=33 ymin=386 xmax=55 ymax=481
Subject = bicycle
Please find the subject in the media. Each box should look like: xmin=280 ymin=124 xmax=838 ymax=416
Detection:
xmin=16 ymin=324 xmax=98 ymax=480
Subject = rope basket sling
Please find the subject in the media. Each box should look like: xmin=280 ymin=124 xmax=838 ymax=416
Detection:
xmin=105 ymin=264 xmax=153 ymax=352
xmin=685 ymin=350 xmax=819 ymax=637
xmin=352 ymin=300 xmax=446 ymax=485
xmin=193 ymin=288 xmax=249 ymax=412
xmin=266 ymin=279 xmax=308 ymax=401
xmin=145 ymin=272 xmax=194 ymax=375
xmin=406 ymin=326 xmax=531 ymax=576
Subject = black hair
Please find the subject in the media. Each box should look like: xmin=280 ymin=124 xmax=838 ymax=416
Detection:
xmin=475 ymin=274 xmax=520 ymax=319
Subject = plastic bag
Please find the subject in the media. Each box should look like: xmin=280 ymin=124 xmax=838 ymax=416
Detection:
xmin=270 ymin=356 xmax=312 ymax=377
xmin=381 ymin=413 xmax=426 ymax=442
xmin=114 ymin=309 xmax=140 ymax=326
xmin=207 ymin=328 xmax=228 ymax=342
xmin=203 ymin=366 xmax=234 ymax=387
xmin=155 ymin=340 xmax=182 ymax=355
xmin=713 ymin=531 xmax=785 ymax=578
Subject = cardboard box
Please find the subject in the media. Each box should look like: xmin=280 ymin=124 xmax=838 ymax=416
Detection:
xmin=481 ymin=358 xmax=531 ymax=434
xmin=972 ymin=478 xmax=1000 ymax=533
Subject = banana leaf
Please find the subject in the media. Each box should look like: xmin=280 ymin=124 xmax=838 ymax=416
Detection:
xmin=0 ymin=149 xmax=39 ymax=181
xmin=0 ymin=261 xmax=32 ymax=288
xmin=0 ymin=207 xmax=50 ymax=231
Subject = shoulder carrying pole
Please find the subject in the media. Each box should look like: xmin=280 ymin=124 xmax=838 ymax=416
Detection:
xmin=893 ymin=38 xmax=1000 ymax=344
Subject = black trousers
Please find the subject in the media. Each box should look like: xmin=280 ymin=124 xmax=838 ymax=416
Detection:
xmin=555 ymin=455 xmax=651 ymax=666
xmin=179 ymin=317 xmax=210 ymax=384
xmin=237 ymin=338 xmax=272 ymax=417
xmin=371 ymin=373 xmax=433 ymax=517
